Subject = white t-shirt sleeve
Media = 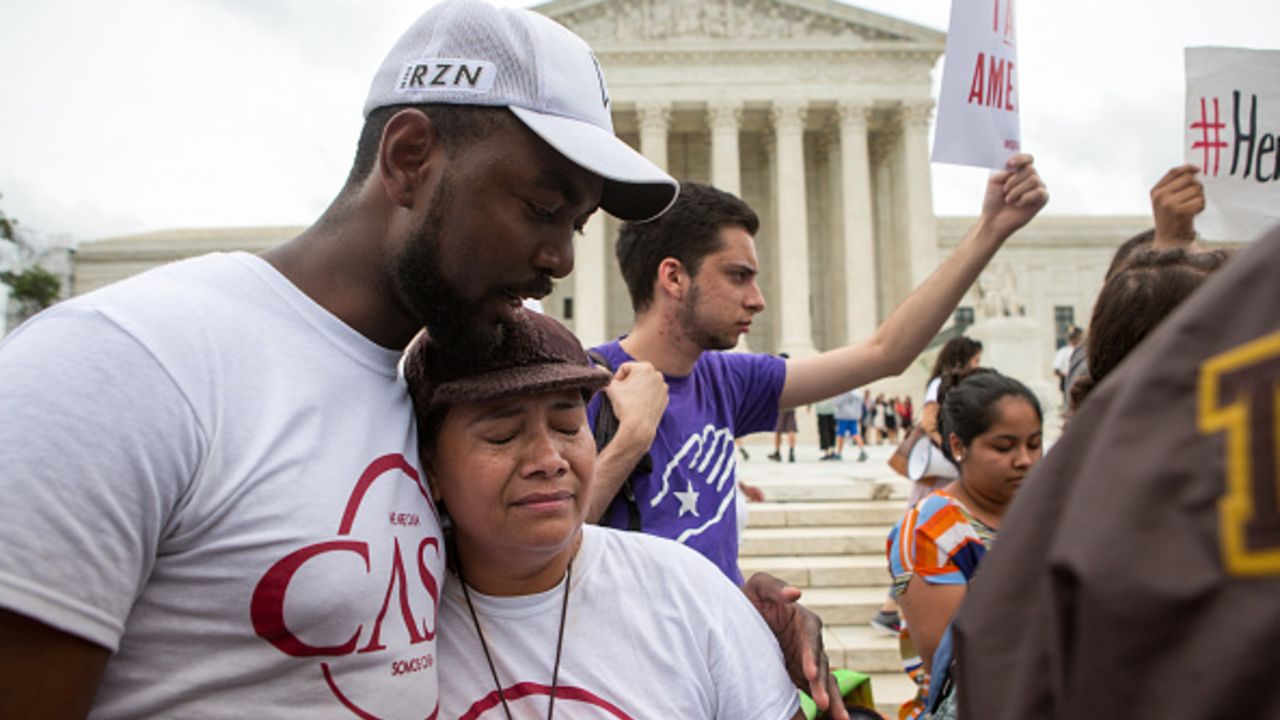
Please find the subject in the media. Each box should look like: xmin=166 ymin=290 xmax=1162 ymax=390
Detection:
xmin=925 ymin=377 xmax=942 ymax=404
xmin=1053 ymin=345 xmax=1073 ymax=374
xmin=0 ymin=307 xmax=204 ymax=650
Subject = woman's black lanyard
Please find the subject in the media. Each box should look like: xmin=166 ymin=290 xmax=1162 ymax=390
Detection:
xmin=458 ymin=561 xmax=572 ymax=720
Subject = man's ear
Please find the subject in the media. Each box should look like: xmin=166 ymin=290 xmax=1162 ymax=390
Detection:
xmin=656 ymin=257 xmax=688 ymax=302
xmin=378 ymin=109 xmax=442 ymax=209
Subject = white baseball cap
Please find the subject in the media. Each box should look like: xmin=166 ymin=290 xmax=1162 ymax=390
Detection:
xmin=364 ymin=0 xmax=678 ymax=222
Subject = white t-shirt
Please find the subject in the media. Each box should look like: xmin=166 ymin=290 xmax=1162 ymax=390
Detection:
xmin=924 ymin=376 xmax=942 ymax=404
xmin=1053 ymin=344 xmax=1074 ymax=375
xmin=438 ymin=525 xmax=801 ymax=720
xmin=0 ymin=253 xmax=445 ymax=718
xmin=833 ymin=390 xmax=864 ymax=421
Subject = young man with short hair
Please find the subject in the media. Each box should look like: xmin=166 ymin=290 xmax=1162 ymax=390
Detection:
xmin=591 ymin=172 xmax=1048 ymax=583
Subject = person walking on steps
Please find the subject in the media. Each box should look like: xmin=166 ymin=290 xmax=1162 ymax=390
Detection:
xmin=832 ymin=388 xmax=868 ymax=462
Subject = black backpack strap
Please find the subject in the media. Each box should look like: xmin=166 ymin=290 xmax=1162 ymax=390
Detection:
xmin=586 ymin=349 xmax=648 ymax=532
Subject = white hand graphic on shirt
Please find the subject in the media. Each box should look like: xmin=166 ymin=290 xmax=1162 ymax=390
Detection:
xmin=649 ymin=424 xmax=738 ymax=543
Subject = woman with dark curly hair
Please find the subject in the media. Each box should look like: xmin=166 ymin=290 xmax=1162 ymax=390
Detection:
xmin=920 ymin=337 xmax=984 ymax=447
xmin=1069 ymin=247 xmax=1230 ymax=415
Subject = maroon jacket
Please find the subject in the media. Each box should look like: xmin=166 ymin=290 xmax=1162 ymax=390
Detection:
xmin=953 ymin=225 xmax=1280 ymax=719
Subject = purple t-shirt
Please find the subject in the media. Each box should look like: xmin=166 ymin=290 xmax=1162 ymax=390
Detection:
xmin=588 ymin=339 xmax=787 ymax=584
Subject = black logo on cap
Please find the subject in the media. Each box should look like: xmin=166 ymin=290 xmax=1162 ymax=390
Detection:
xmin=401 ymin=62 xmax=486 ymax=89
xmin=394 ymin=60 xmax=496 ymax=95
xmin=590 ymin=53 xmax=609 ymax=110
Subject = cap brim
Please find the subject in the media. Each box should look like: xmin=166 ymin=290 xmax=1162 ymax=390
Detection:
xmin=510 ymin=106 xmax=678 ymax=222
xmin=430 ymin=362 xmax=612 ymax=412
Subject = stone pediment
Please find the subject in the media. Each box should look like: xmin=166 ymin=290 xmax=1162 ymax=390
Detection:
xmin=536 ymin=0 xmax=944 ymax=47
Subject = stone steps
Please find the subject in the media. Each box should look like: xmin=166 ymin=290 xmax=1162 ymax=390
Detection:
xmin=823 ymin=623 xmax=901 ymax=672
xmin=864 ymin=672 xmax=918 ymax=718
xmin=747 ymin=476 xmax=910 ymax=503
xmin=737 ymin=447 xmax=918 ymax=717
xmin=740 ymin=526 xmax=891 ymax=557
xmin=739 ymin=554 xmax=892 ymax=588
xmin=746 ymin=500 xmax=905 ymax=528
xmin=786 ymin=586 xmax=895 ymax=626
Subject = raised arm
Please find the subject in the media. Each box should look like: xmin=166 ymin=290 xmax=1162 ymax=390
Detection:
xmin=587 ymin=361 xmax=668 ymax=522
xmin=1150 ymin=163 xmax=1205 ymax=251
xmin=778 ymin=154 xmax=1048 ymax=409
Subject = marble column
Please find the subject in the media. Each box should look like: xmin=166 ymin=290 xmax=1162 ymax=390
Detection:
xmin=573 ymin=213 xmax=608 ymax=348
xmin=635 ymin=101 xmax=671 ymax=172
xmin=837 ymin=100 xmax=879 ymax=345
xmin=707 ymin=100 xmax=743 ymax=196
xmin=708 ymin=100 xmax=752 ymax=351
xmin=869 ymin=130 xmax=900 ymax=322
xmin=770 ymin=100 xmax=817 ymax=358
xmin=818 ymin=126 xmax=842 ymax=351
xmin=900 ymin=100 xmax=938 ymax=289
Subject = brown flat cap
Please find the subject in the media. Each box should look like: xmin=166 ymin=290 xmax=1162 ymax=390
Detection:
xmin=405 ymin=311 xmax=611 ymax=415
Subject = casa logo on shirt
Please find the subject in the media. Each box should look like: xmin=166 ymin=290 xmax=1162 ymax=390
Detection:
xmin=648 ymin=423 xmax=739 ymax=544
xmin=250 ymin=454 xmax=445 ymax=719
xmin=461 ymin=683 xmax=634 ymax=719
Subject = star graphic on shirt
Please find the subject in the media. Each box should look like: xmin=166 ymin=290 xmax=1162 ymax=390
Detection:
xmin=674 ymin=481 xmax=700 ymax=518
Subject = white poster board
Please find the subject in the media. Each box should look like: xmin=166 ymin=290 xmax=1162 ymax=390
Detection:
xmin=1185 ymin=46 xmax=1280 ymax=242
xmin=932 ymin=0 xmax=1021 ymax=170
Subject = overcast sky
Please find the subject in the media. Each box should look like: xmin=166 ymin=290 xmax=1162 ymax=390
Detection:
xmin=1 ymin=0 xmax=1275 ymax=244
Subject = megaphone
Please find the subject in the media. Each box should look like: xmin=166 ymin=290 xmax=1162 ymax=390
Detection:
xmin=907 ymin=436 xmax=959 ymax=481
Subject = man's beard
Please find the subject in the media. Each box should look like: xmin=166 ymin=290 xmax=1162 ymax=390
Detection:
xmin=391 ymin=179 xmax=504 ymax=358
xmin=678 ymin=282 xmax=737 ymax=351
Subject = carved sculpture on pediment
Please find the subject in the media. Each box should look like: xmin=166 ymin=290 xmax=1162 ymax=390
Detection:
xmin=617 ymin=0 xmax=643 ymax=38
xmin=556 ymin=0 xmax=906 ymax=44
xmin=702 ymin=1 xmax=728 ymax=38
xmin=675 ymin=3 xmax=703 ymax=37
xmin=762 ymin=6 xmax=793 ymax=38
xmin=976 ymin=263 xmax=1025 ymax=319
xmin=643 ymin=1 xmax=668 ymax=37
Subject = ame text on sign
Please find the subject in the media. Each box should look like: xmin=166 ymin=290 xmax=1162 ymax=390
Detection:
xmin=933 ymin=0 xmax=1021 ymax=170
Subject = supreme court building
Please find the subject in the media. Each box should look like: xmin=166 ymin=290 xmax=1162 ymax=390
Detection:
xmin=69 ymin=0 xmax=1150 ymax=393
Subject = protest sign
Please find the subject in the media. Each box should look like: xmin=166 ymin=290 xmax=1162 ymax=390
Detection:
xmin=932 ymin=0 xmax=1021 ymax=170
xmin=1186 ymin=47 xmax=1280 ymax=242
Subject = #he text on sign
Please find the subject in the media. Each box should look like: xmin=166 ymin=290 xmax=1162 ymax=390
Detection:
xmin=1185 ymin=46 xmax=1280 ymax=242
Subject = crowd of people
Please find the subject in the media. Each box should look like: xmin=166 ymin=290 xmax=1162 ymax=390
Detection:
xmin=0 ymin=1 xmax=1274 ymax=719
xmin=879 ymin=157 xmax=1277 ymax=720
xmin=810 ymin=390 xmax=914 ymax=461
